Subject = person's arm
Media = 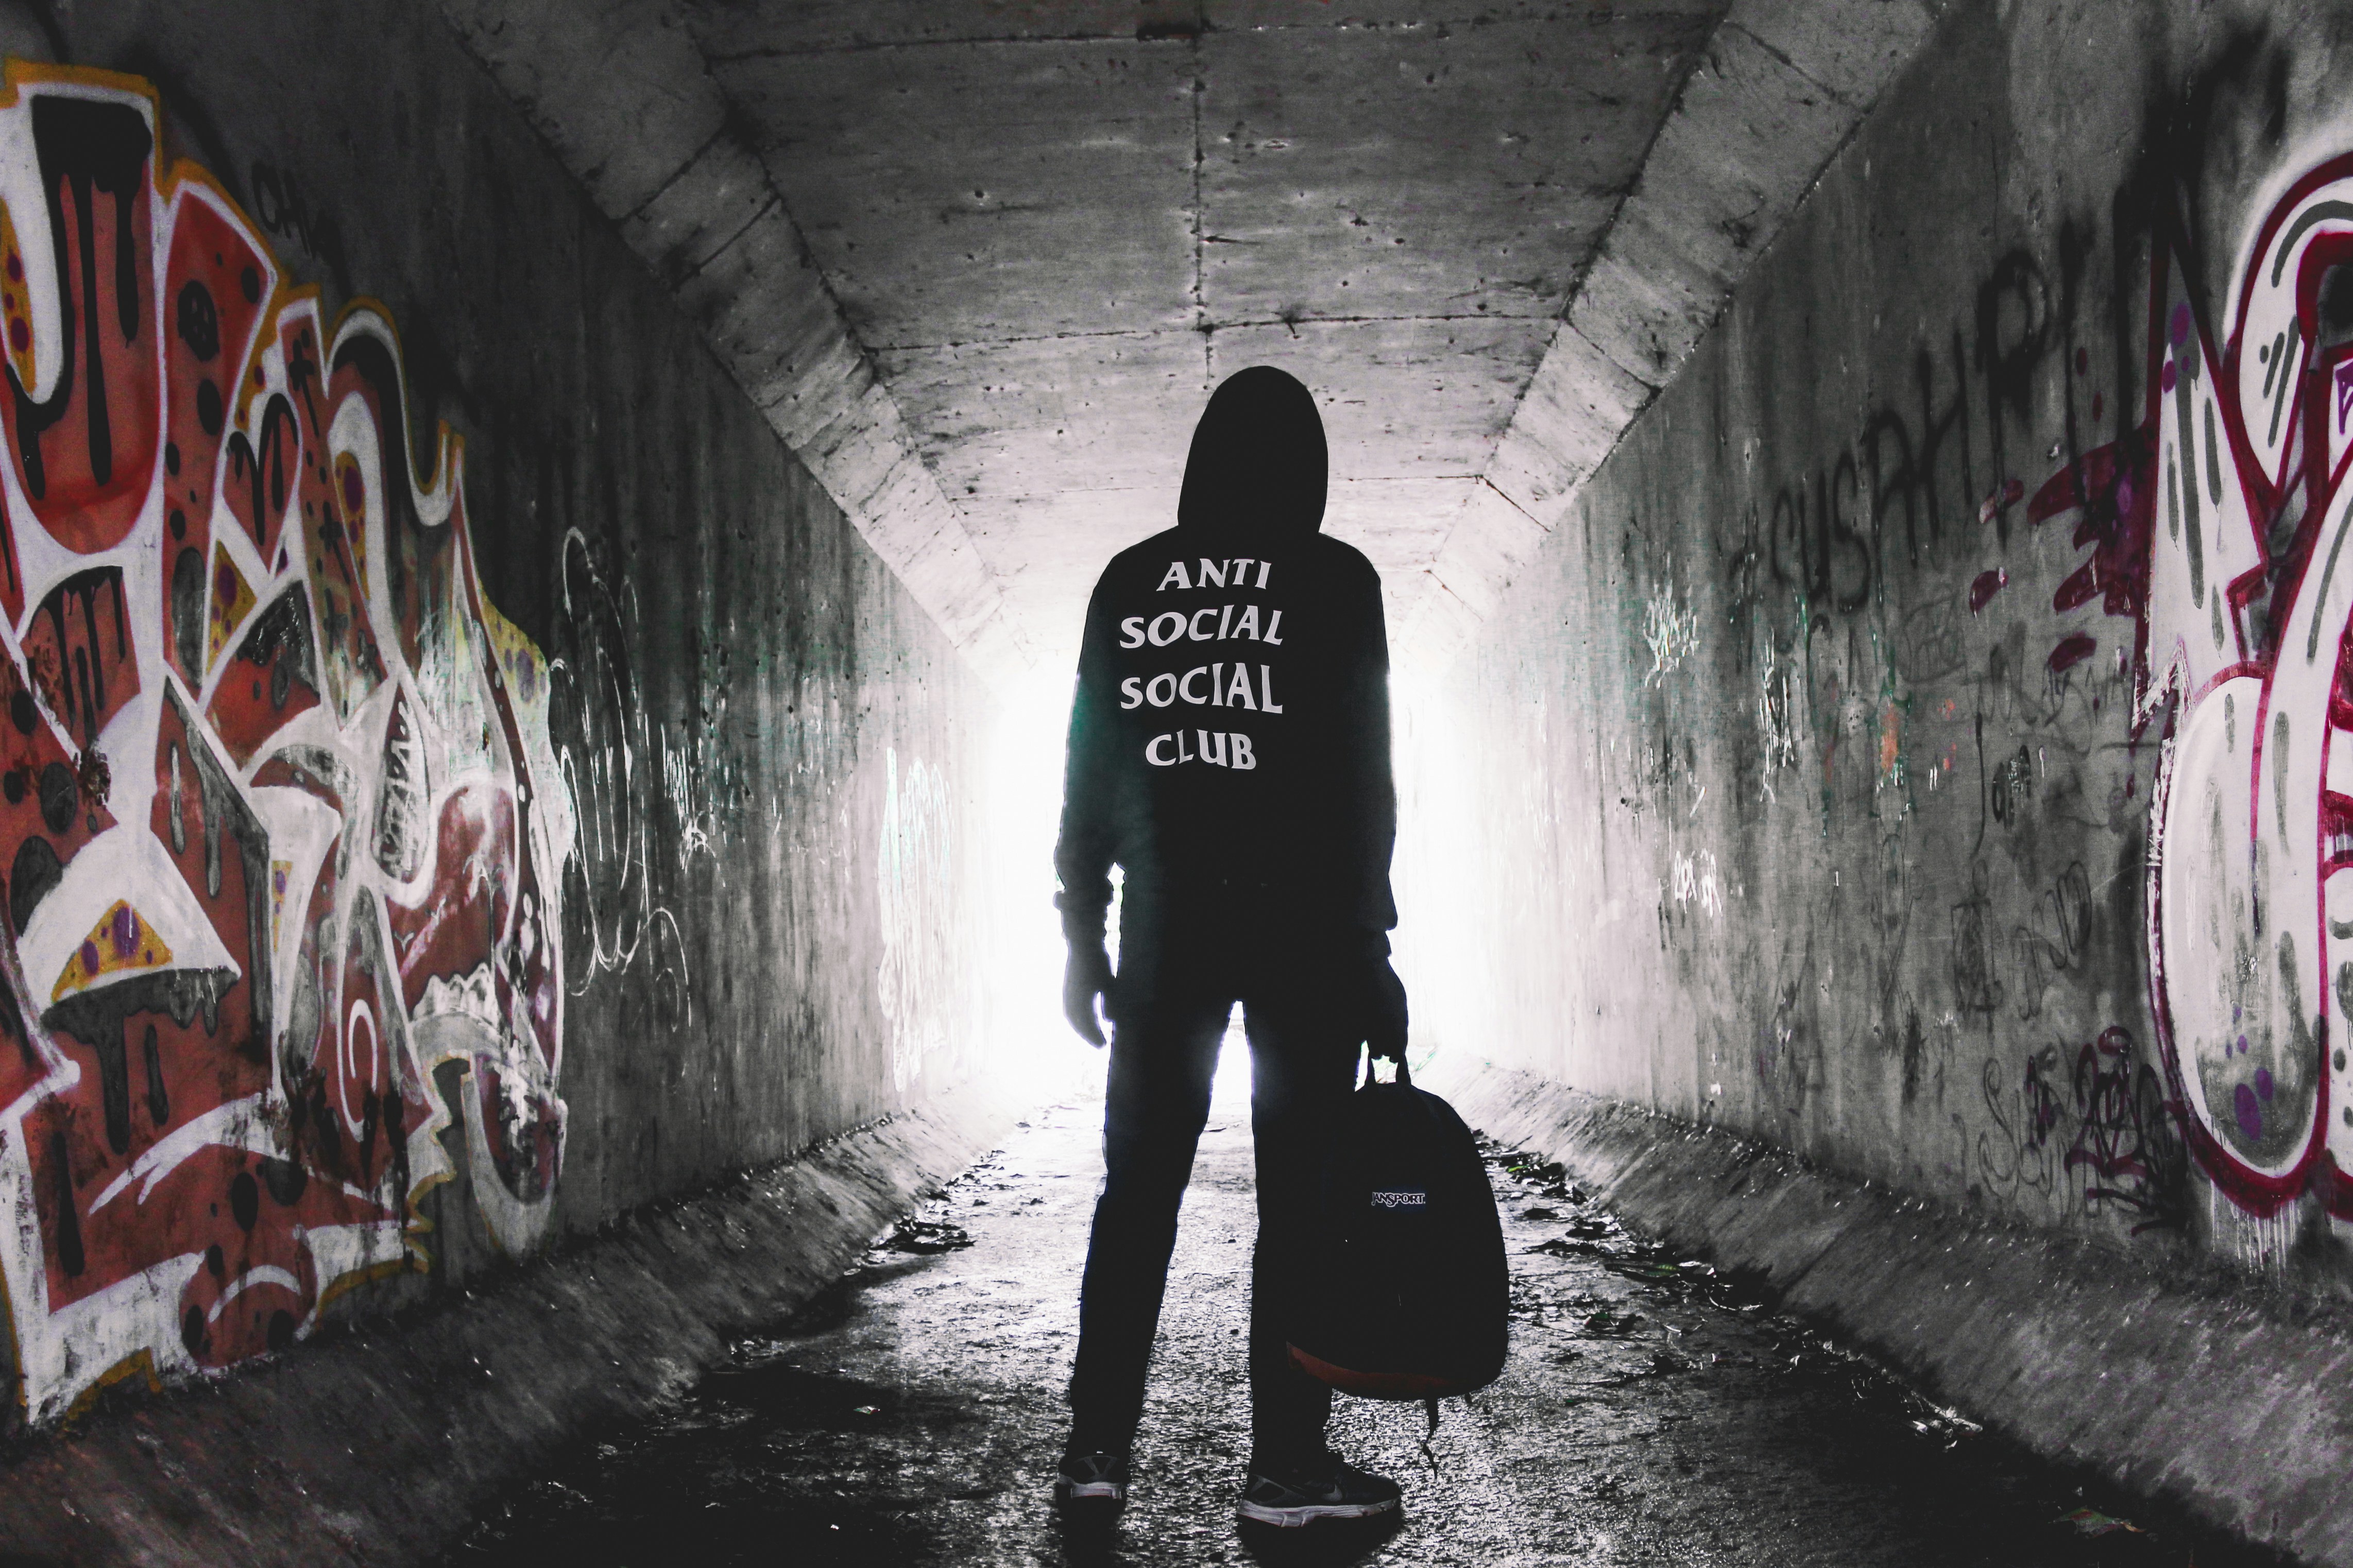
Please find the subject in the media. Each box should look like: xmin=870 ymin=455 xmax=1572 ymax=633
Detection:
xmin=1340 ymin=561 xmax=1407 ymax=1060
xmin=1343 ymin=561 xmax=1400 ymax=935
xmin=1053 ymin=578 xmax=1120 ymax=1044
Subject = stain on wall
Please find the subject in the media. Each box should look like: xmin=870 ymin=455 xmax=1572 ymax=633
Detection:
xmin=1400 ymin=2 xmax=2353 ymax=1276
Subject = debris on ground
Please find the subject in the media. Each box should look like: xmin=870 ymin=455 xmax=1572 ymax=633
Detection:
xmin=2059 ymin=1508 xmax=2149 ymax=1537
xmin=440 ymin=1110 xmax=2281 ymax=1567
xmin=878 ymin=1219 xmax=974 ymax=1254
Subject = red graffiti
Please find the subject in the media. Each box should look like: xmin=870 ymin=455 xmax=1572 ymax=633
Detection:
xmin=2045 ymin=632 xmax=2097 ymax=675
xmin=2040 ymin=153 xmax=2353 ymax=1221
xmin=0 ymin=64 xmax=572 ymax=1421
xmin=2034 ymin=436 xmax=2155 ymax=628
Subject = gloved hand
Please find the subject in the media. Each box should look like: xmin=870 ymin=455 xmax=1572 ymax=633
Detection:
xmin=1063 ymin=942 xmax=1114 ymax=1047
xmin=1365 ymin=954 xmax=1408 ymax=1066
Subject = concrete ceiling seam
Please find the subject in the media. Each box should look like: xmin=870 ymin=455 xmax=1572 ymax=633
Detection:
xmin=440 ymin=1 xmax=1744 ymax=675
xmin=436 ymin=0 xmax=1033 ymax=688
xmin=1404 ymin=0 xmax=1950 ymax=668
xmin=437 ymin=0 xmax=1948 ymax=680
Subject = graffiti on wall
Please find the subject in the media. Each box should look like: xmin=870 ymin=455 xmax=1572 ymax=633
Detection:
xmin=547 ymin=530 xmax=690 ymax=1029
xmin=1977 ymin=1027 xmax=2187 ymax=1231
xmin=1641 ymin=573 xmax=1699 ymax=683
xmin=0 ymin=63 xmax=570 ymax=1421
xmin=2037 ymin=153 xmax=2353 ymax=1218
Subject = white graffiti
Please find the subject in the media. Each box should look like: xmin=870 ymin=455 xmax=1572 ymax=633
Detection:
xmin=1642 ymin=574 xmax=1700 ymax=682
xmin=549 ymin=530 xmax=691 ymax=1028
xmin=1758 ymin=639 xmax=1797 ymax=800
xmin=1670 ymin=848 xmax=1724 ymax=920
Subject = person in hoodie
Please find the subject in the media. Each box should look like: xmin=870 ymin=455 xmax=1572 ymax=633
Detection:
xmin=1051 ymin=365 xmax=1409 ymax=1528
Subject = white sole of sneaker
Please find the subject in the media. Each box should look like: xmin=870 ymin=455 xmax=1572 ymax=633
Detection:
xmin=1236 ymin=1497 xmax=1400 ymax=1528
xmin=1056 ymin=1483 xmax=1127 ymax=1504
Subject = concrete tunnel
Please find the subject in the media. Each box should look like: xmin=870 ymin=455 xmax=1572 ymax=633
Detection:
xmin=0 ymin=0 xmax=2344 ymax=1561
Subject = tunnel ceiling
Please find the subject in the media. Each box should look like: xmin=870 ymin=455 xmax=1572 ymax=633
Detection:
xmin=442 ymin=0 xmax=1941 ymax=683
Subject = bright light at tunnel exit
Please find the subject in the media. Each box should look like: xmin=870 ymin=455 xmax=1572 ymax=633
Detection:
xmin=982 ymin=665 xmax=1097 ymax=1095
xmin=982 ymin=663 xmax=1257 ymax=1105
xmin=1386 ymin=661 xmax=1473 ymax=1075
xmin=984 ymin=651 xmax=1460 ymax=1101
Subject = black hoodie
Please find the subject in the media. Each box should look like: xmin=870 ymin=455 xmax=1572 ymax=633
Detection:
xmin=1053 ymin=366 xmax=1397 ymax=946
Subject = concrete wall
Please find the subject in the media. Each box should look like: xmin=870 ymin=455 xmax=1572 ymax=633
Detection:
xmin=0 ymin=0 xmax=995 ymax=1429
xmin=1401 ymin=0 xmax=2353 ymax=1285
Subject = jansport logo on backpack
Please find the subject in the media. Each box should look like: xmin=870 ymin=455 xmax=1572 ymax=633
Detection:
xmin=1288 ymin=1057 xmax=1509 ymax=1403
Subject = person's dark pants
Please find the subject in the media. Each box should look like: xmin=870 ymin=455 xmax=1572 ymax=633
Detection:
xmin=1065 ymin=911 xmax=1368 ymax=1468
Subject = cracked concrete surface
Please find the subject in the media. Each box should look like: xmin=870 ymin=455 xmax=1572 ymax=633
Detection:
xmin=446 ymin=1059 xmax=2278 ymax=1567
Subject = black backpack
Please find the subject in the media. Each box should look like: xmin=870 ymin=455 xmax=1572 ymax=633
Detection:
xmin=1286 ymin=1058 xmax=1510 ymax=1403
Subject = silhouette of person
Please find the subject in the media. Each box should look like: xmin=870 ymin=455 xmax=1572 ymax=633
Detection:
xmin=1051 ymin=365 xmax=1410 ymax=1528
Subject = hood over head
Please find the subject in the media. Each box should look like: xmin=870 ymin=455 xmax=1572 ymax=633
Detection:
xmin=1176 ymin=365 xmax=1327 ymax=538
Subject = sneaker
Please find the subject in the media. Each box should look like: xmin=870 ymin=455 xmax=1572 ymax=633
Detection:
xmin=1236 ymin=1453 xmax=1402 ymax=1527
xmin=1053 ymin=1451 xmax=1131 ymax=1514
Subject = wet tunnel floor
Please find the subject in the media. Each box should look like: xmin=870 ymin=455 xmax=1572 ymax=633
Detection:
xmin=446 ymin=1064 xmax=2288 ymax=1568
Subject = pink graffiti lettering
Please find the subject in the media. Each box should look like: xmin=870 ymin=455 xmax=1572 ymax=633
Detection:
xmin=2039 ymin=151 xmax=2353 ymax=1219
